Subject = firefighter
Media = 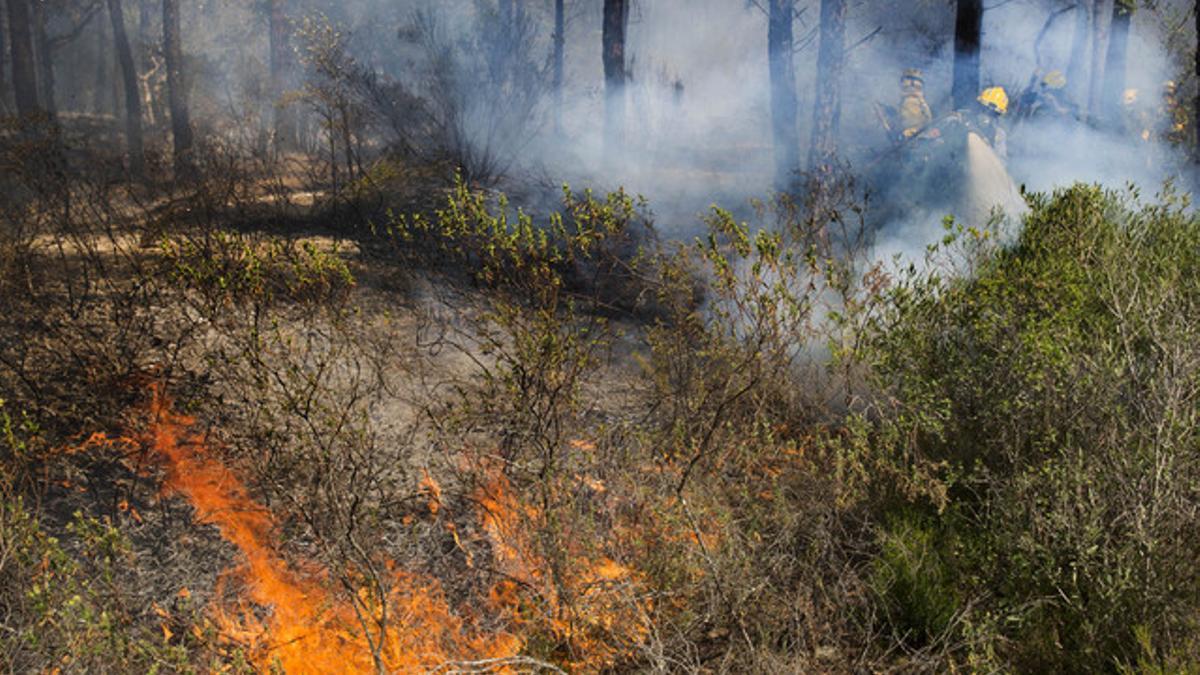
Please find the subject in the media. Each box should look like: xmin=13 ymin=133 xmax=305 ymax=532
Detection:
xmin=974 ymin=86 xmax=1010 ymax=159
xmin=1019 ymin=70 xmax=1076 ymax=121
xmin=898 ymin=68 xmax=933 ymax=139
xmin=1157 ymin=80 xmax=1189 ymax=146
xmin=1121 ymin=88 xmax=1153 ymax=143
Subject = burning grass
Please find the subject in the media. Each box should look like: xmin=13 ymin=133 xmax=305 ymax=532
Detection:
xmin=58 ymin=383 xmax=660 ymax=672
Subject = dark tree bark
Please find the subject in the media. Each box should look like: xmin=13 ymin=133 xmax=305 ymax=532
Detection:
xmin=1195 ymin=0 xmax=1200 ymax=160
xmin=6 ymin=0 xmax=40 ymax=117
xmin=602 ymin=0 xmax=628 ymax=155
xmin=108 ymin=0 xmax=144 ymax=175
xmin=0 ymin=0 xmax=9 ymax=109
xmin=952 ymin=0 xmax=983 ymax=110
xmin=1101 ymin=0 xmax=1131 ymax=128
xmin=768 ymin=0 xmax=798 ymax=187
xmin=809 ymin=0 xmax=846 ymax=178
xmin=553 ymin=0 xmax=564 ymax=133
xmin=31 ymin=0 xmax=53 ymax=116
xmin=269 ymin=0 xmax=295 ymax=151
xmin=162 ymin=0 xmax=193 ymax=177
xmin=137 ymin=0 xmax=151 ymax=64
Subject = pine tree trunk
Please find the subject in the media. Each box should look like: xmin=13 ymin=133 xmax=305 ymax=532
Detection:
xmin=768 ymin=0 xmax=798 ymax=188
xmin=602 ymin=0 xmax=628 ymax=156
xmin=0 ymin=0 xmax=9 ymax=110
xmin=1066 ymin=4 xmax=1090 ymax=106
xmin=952 ymin=0 xmax=983 ymax=110
xmin=1101 ymin=1 xmax=1130 ymax=128
xmin=6 ymin=0 xmax=40 ymax=118
xmin=137 ymin=0 xmax=152 ymax=66
xmin=108 ymin=0 xmax=144 ymax=176
xmin=809 ymin=0 xmax=846 ymax=177
xmin=31 ymin=0 xmax=53 ymax=116
xmin=269 ymin=0 xmax=295 ymax=151
xmin=1087 ymin=0 xmax=1112 ymax=120
xmin=553 ymin=0 xmax=564 ymax=134
xmin=493 ymin=0 xmax=514 ymax=84
xmin=162 ymin=0 xmax=193 ymax=177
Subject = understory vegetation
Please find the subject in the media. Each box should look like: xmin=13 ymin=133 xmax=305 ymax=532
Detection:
xmin=4 ymin=126 xmax=1200 ymax=673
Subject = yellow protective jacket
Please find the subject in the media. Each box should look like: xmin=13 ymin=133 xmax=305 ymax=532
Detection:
xmin=899 ymin=93 xmax=933 ymax=137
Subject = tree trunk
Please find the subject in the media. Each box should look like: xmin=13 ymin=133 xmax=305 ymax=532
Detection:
xmin=137 ymin=0 xmax=156 ymax=125
xmin=492 ymin=0 xmax=515 ymax=84
xmin=162 ymin=0 xmax=193 ymax=177
xmin=269 ymin=0 xmax=295 ymax=151
xmin=1087 ymin=0 xmax=1112 ymax=120
xmin=1066 ymin=4 xmax=1090 ymax=106
xmin=31 ymin=0 xmax=53 ymax=116
xmin=6 ymin=0 xmax=40 ymax=117
xmin=768 ymin=0 xmax=798 ymax=188
xmin=809 ymin=0 xmax=846 ymax=178
xmin=952 ymin=0 xmax=983 ymax=110
xmin=137 ymin=0 xmax=152 ymax=65
xmin=0 ymin=0 xmax=9 ymax=110
xmin=1101 ymin=0 xmax=1130 ymax=128
xmin=553 ymin=0 xmax=564 ymax=134
xmin=602 ymin=0 xmax=628 ymax=156
xmin=1195 ymin=0 xmax=1200 ymax=160
xmin=108 ymin=0 xmax=144 ymax=176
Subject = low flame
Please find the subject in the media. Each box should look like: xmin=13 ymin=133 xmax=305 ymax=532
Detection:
xmin=141 ymin=385 xmax=521 ymax=672
xmin=474 ymin=469 xmax=650 ymax=670
xmin=73 ymin=383 xmax=653 ymax=671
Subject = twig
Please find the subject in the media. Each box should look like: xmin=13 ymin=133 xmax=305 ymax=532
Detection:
xmin=429 ymin=655 xmax=567 ymax=674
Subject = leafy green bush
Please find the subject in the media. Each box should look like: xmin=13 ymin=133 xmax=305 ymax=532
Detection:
xmin=865 ymin=184 xmax=1200 ymax=671
xmin=870 ymin=511 xmax=959 ymax=648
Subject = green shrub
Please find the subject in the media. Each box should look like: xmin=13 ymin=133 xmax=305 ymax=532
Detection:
xmin=870 ymin=511 xmax=959 ymax=647
xmin=865 ymin=184 xmax=1200 ymax=671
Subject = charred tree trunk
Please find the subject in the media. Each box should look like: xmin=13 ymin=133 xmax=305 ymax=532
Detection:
xmin=108 ymin=0 xmax=144 ymax=176
xmin=952 ymin=0 xmax=983 ymax=110
xmin=0 ymin=0 xmax=9 ymax=110
xmin=269 ymin=0 xmax=295 ymax=151
xmin=31 ymin=0 xmax=53 ymax=116
xmin=137 ymin=0 xmax=151 ymax=65
xmin=1066 ymin=4 xmax=1090 ymax=106
xmin=492 ymin=0 xmax=515 ymax=84
xmin=809 ymin=0 xmax=846 ymax=180
xmin=163 ymin=0 xmax=193 ymax=177
xmin=602 ymin=0 xmax=628 ymax=156
xmin=768 ymin=0 xmax=798 ymax=188
xmin=1101 ymin=0 xmax=1131 ymax=128
xmin=553 ymin=0 xmax=564 ymax=134
xmin=5 ymin=0 xmax=40 ymax=118
xmin=1087 ymin=0 xmax=1112 ymax=120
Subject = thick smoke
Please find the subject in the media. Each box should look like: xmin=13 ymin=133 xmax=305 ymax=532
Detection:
xmin=165 ymin=0 xmax=1195 ymax=254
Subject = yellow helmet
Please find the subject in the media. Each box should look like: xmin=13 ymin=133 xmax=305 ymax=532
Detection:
xmin=978 ymin=86 xmax=1009 ymax=115
xmin=1041 ymin=70 xmax=1067 ymax=90
xmin=1122 ymin=88 xmax=1139 ymax=105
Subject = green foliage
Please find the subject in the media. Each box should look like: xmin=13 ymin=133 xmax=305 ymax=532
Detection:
xmin=864 ymin=184 xmax=1200 ymax=671
xmin=870 ymin=511 xmax=959 ymax=647
xmin=161 ymin=230 xmax=355 ymax=309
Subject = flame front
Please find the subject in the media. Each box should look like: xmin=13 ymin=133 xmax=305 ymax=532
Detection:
xmin=142 ymin=386 xmax=521 ymax=673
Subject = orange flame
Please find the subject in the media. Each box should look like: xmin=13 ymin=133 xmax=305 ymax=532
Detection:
xmin=474 ymin=468 xmax=651 ymax=670
xmin=141 ymin=385 xmax=521 ymax=673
